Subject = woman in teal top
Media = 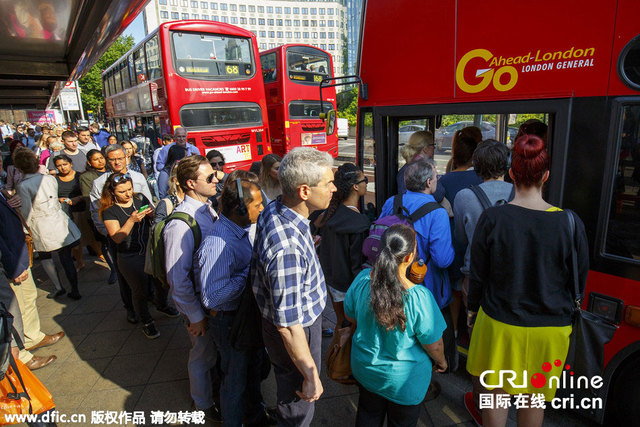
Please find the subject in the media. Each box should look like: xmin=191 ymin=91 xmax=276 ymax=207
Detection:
xmin=344 ymin=224 xmax=448 ymax=426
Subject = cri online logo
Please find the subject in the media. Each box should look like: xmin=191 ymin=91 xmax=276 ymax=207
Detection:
xmin=456 ymin=48 xmax=518 ymax=94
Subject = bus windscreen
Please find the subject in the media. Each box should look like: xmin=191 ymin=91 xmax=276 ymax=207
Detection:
xmin=288 ymin=100 xmax=333 ymax=119
xmin=180 ymin=102 xmax=263 ymax=129
xmin=287 ymin=48 xmax=330 ymax=84
xmin=172 ymin=32 xmax=254 ymax=79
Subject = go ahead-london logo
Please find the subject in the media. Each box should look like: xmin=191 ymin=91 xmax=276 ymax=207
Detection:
xmin=478 ymin=359 xmax=604 ymax=410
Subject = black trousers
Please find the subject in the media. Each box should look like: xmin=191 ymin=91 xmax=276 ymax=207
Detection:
xmin=106 ymin=238 xmax=134 ymax=312
xmin=116 ymin=252 xmax=168 ymax=324
xmin=355 ymin=385 xmax=422 ymax=427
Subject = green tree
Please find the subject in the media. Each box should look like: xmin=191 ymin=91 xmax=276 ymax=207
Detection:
xmin=337 ymin=86 xmax=359 ymax=126
xmin=79 ymin=35 xmax=135 ymax=114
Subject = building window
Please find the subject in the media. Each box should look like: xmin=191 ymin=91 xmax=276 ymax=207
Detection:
xmin=212 ymin=15 xmax=218 ymax=20
xmin=277 ymin=19 xmax=283 ymax=26
xmin=276 ymin=7 xmax=282 ymax=14
xmin=259 ymin=30 xmax=266 ymax=37
xmin=320 ymin=32 xmax=326 ymax=39
xmin=170 ymin=0 xmax=177 ymax=5
xmin=249 ymin=5 xmax=255 ymax=12
xmin=193 ymin=13 xmax=199 ymax=18
xmin=294 ymin=20 xmax=300 ymax=26
xmin=311 ymin=20 xmax=317 ymax=27
xmin=230 ymin=4 xmax=237 ymax=11
xmin=267 ymin=6 xmax=273 ymax=13
xmin=230 ymin=16 xmax=237 ymax=23
xmin=267 ymin=18 xmax=274 ymax=25
xmin=328 ymin=8 xmax=334 ymax=15
xmin=220 ymin=3 xmax=227 ymax=10
xmin=311 ymin=8 xmax=317 ymax=15
xmin=201 ymin=1 xmax=207 ymax=8
xmin=312 ymin=32 xmax=318 ymax=39
xmin=303 ymin=32 xmax=309 ymax=38
xmin=320 ymin=20 xmax=325 ymax=27
xmin=159 ymin=0 xmax=167 ymax=4
xmin=302 ymin=20 xmax=309 ymax=27
xmin=319 ymin=8 xmax=325 ymax=14
xmin=258 ymin=6 xmax=264 ymax=12
xmin=302 ymin=8 xmax=308 ymax=14
xmin=221 ymin=16 xmax=228 ymax=22
xmin=284 ymin=7 xmax=291 ymax=14
xmin=328 ymin=32 xmax=334 ymax=38
xmin=181 ymin=0 xmax=188 ymax=6
xmin=320 ymin=43 xmax=327 ymax=49
xmin=211 ymin=2 xmax=217 ymax=9
xmin=260 ymin=43 xmax=267 ymax=49
xmin=191 ymin=1 xmax=198 ymax=7
xmin=258 ymin=18 xmax=265 ymax=25
xmin=285 ymin=19 xmax=291 ymax=26
xmin=268 ymin=31 xmax=275 ymax=37
xmin=294 ymin=31 xmax=300 ymax=38
xmin=328 ymin=20 xmax=334 ymax=27
xmin=171 ymin=11 xmax=179 ymax=18
xmin=239 ymin=4 xmax=245 ymax=11
xmin=160 ymin=10 xmax=169 ymax=18
xmin=286 ymin=31 xmax=292 ymax=38
xmin=269 ymin=43 xmax=276 ymax=48
xmin=293 ymin=7 xmax=299 ymax=14
xmin=202 ymin=14 xmax=209 ymax=19
xmin=329 ymin=44 xmax=335 ymax=50
xmin=240 ymin=17 xmax=247 ymax=24
xmin=182 ymin=12 xmax=189 ymax=19
xmin=250 ymin=17 xmax=256 ymax=24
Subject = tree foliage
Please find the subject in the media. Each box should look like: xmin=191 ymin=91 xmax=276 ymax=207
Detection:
xmin=79 ymin=35 xmax=135 ymax=113
xmin=337 ymin=86 xmax=359 ymax=126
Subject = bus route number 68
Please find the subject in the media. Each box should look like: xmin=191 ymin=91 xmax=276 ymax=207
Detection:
xmin=226 ymin=65 xmax=239 ymax=75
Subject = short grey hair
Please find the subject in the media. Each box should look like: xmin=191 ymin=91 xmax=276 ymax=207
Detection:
xmin=104 ymin=144 xmax=125 ymax=157
xmin=404 ymin=158 xmax=436 ymax=192
xmin=279 ymin=147 xmax=334 ymax=197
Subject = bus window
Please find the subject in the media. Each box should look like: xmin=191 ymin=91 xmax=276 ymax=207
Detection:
xmin=114 ymin=66 xmax=123 ymax=93
xmin=286 ymin=46 xmax=330 ymax=84
xmin=261 ymin=52 xmax=277 ymax=82
xmin=360 ymin=111 xmax=376 ymax=207
xmin=604 ymin=105 xmax=640 ymax=261
xmin=288 ymin=100 xmax=331 ymax=119
xmin=134 ymin=48 xmax=147 ymax=84
xmin=145 ymin=35 xmax=162 ymax=80
xmin=179 ymin=102 xmax=263 ymax=130
xmin=171 ymin=32 xmax=254 ymax=79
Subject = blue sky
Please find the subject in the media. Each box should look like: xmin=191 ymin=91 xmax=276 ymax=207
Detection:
xmin=122 ymin=12 xmax=146 ymax=44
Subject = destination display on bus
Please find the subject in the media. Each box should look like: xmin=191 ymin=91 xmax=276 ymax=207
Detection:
xmin=286 ymin=47 xmax=330 ymax=84
xmin=171 ymin=31 xmax=253 ymax=79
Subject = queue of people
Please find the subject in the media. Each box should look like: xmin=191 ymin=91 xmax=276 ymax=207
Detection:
xmin=0 ymin=117 xmax=586 ymax=427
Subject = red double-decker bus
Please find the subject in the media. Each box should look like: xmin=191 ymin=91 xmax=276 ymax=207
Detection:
xmin=102 ymin=20 xmax=270 ymax=171
xmin=260 ymin=44 xmax=338 ymax=158
xmin=356 ymin=0 xmax=640 ymax=423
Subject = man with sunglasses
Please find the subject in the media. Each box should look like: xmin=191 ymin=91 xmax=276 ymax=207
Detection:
xmin=163 ymin=155 xmax=222 ymax=422
xmin=154 ymin=127 xmax=200 ymax=174
xmin=89 ymin=144 xmax=155 ymax=322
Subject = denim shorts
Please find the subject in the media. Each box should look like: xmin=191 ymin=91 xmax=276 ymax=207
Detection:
xmin=327 ymin=285 xmax=347 ymax=302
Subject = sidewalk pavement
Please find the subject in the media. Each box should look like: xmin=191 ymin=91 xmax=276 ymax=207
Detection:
xmin=21 ymin=255 xmax=597 ymax=427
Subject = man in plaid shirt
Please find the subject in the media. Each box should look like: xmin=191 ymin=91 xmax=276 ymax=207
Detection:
xmin=252 ymin=147 xmax=336 ymax=426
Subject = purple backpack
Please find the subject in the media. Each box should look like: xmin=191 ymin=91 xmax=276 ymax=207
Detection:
xmin=362 ymin=194 xmax=441 ymax=266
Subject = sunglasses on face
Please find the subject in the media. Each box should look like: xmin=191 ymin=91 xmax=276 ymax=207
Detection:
xmin=210 ymin=161 xmax=225 ymax=167
xmin=113 ymin=173 xmax=131 ymax=184
xmin=356 ymin=176 xmax=369 ymax=185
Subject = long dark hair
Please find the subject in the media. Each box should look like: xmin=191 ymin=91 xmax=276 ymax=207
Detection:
xmin=318 ymin=162 xmax=362 ymax=227
xmin=370 ymin=224 xmax=416 ymax=332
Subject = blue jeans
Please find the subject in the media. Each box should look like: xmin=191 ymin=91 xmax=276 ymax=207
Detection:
xmin=211 ymin=311 xmax=265 ymax=427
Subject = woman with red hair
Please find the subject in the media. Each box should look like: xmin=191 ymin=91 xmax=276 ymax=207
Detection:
xmin=466 ymin=135 xmax=589 ymax=427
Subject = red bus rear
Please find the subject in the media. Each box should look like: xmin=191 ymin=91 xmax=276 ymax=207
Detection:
xmin=356 ymin=0 xmax=640 ymax=423
xmin=103 ymin=20 xmax=270 ymax=171
xmin=260 ymin=44 xmax=338 ymax=158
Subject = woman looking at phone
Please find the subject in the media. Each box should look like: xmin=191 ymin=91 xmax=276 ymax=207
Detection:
xmin=99 ymin=173 xmax=178 ymax=339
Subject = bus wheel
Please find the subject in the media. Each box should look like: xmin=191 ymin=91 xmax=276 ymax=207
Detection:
xmin=606 ymin=355 xmax=640 ymax=424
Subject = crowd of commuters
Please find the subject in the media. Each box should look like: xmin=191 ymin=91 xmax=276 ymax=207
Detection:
xmin=0 ymin=117 xmax=587 ymax=427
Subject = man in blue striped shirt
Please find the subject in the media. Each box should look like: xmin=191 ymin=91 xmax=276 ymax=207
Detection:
xmin=196 ymin=175 xmax=267 ymax=426
xmin=251 ymin=147 xmax=336 ymax=426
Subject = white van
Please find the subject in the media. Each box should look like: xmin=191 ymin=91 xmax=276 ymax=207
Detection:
xmin=337 ymin=118 xmax=349 ymax=139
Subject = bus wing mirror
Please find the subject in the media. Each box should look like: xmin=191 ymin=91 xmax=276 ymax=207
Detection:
xmin=326 ymin=110 xmax=337 ymax=136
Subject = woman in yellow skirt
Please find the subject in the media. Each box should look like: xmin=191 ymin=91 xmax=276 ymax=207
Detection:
xmin=466 ymin=134 xmax=589 ymax=427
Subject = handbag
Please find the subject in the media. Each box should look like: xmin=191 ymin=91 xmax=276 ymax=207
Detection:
xmin=228 ymin=281 xmax=264 ymax=352
xmin=563 ymin=211 xmax=616 ymax=393
xmin=325 ymin=325 xmax=356 ymax=385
